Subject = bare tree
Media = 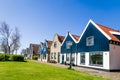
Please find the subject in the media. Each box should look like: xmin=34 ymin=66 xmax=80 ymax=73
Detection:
xmin=0 ymin=22 xmax=20 ymax=54
xmin=11 ymin=27 xmax=20 ymax=54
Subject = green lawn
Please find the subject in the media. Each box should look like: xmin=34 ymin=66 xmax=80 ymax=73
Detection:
xmin=0 ymin=61 xmax=110 ymax=80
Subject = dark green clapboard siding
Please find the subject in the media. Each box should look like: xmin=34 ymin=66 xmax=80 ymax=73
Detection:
xmin=77 ymin=23 xmax=109 ymax=52
xmin=61 ymin=34 xmax=77 ymax=53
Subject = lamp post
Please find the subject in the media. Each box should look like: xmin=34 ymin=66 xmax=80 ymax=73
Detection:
xmin=66 ymin=41 xmax=73 ymax=69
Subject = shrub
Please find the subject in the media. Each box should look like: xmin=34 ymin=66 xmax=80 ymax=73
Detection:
xmin=49 ymin=60 xmax=57 ymax=63
xmin=0 ymin=54 xmax=5 ymax=61
xmin=0 ymin=54 xmax=10 ymax=61
xmin=32 ymin=56 xmax=38 ymax=60
xmin=4 ymin=54 xmax=10 ymax=61
xmin=11 ymin=55 xmax=24 ymax=62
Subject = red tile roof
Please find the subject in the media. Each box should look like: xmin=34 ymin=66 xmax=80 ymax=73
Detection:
xmin=97 ymin=24 xmax=120 ymax=42
xmin=72 ymin=34 xmax=80 ymax=41
xmin=46 ymin=40 xmax=52 ymax=48
xmin=58 ymin=35 xmax=65 ymax=43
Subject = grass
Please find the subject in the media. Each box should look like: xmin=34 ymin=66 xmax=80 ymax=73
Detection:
xmin=0 ymin=61 xmax=110 ymax=80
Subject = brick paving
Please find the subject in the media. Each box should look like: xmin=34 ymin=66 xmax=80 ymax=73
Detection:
xmin=34 ymin=60 xmax=120 ymax=80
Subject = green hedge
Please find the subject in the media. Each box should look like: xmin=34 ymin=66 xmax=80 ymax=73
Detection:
xmin=0 ymin=54 xmax=5 ymax=61
xmin=0 ymin=54 xmax=10 ymax=61
xmin=0 ymin=54 xmax=25 ymax=62
xmin=11 ymin=55 xmax=24 ymax=62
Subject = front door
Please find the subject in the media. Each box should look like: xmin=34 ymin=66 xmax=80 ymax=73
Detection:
xmin=62 ymin=54 xmax=64 ymax=64
xmin=58 ymin=53 xmax=60 ymax=63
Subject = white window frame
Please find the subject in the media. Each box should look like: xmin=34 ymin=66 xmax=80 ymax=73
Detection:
xmin=86 ymin=36 xmax=94 ymax=46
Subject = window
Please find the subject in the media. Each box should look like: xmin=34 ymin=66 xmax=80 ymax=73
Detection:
xmin=89 ymin=52 xmax=103 ymax=66
xmin=72 ymin=54 xmax=75 ymax=62
xmin=43 ymin=54 xmax=46 ymax=59
xmin=66 ymin=41 xmax=72 ymax=49
xmin=54 ymin=42 xmax=57 ymax=48
xmin=51 ymin=53 xmax=53 ymax=59
xmin=80 ymin=53 xmax=85 ymax=64
xmin=66 ymin=54 xmax=70 ymax=61
xmin=54 ymin=52 xmax=56 ymax=59
xmin=43 ymin=48 xmax=46 ymax=52
xmin=86 ymin=36 xmax=94 ymax=46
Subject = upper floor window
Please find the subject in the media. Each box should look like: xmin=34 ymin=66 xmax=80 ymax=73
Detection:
xmin=66 ymin=41 xmax=73 ymax=49
xmin=54 ymin=42 xmax=57 ymax=48
xmin=86 ymin=36 xmax=94 ymax=46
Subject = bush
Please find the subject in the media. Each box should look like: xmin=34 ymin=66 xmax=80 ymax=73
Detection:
xmin=49 ymin=60 xmax=57 ymax=63
xmin=0 ymin=54 xmax=5 ymax=61
xmin=32 ymin=56 xmax=38 ymax=60
xmin=11 ymin=55 xmax=24 ymax=62
xmin=0 ymin=54 xmax=10 ymax=61
xmin=5 ymin=54 xmax=10 ymax=61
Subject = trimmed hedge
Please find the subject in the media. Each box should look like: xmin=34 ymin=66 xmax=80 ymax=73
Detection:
xmin=0 ymin=54 xmax=10 ymax=61
xmin=11 ymin=55 xmax=24 ymax=62
xmin=0 ymin=54 xmax=5 ymax=61
xmin=0 ymin=54 xmax=25 ymax=62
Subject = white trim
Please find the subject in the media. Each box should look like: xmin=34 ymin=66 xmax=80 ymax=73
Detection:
xmin=45 ymin=40 xmax=48 ymax=48
xmin=40 ymin=42 xmax=43 ymax=49
xmin=61 ymin=32 xmax=78 ymax=46
xmin=109 ymin=31 xmax=120 ymax=35
xmin=61 ymin=32 xmax=69 ymax=46
xmin=86 ymin=36 xmax=94 ymax=46
xmin=77 ymin=19 xmax=111 ymax=43
xmin=69 ymin=33 xmax=78 ymax=43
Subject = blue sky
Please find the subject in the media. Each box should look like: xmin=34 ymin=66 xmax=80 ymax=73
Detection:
xmin=0 ymin=0 xmax=120 ymax=53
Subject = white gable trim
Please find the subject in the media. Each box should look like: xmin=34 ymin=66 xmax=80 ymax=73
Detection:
xmin=77 ymin=19 xmax=111 ymax=43
xmin=61 ymin=32 xmax=69 ymax=46
xmin=109 ymin=31 xmax=120 ymax=35
xmin=69 ymin=33 xmax=78 ymax=43
xmin=61 ymin=32 xmax=78 ymax=46
xmin=40 ymin=42 xmax=43 ymax=49
xmin=45 ymin=40 xmax=48 ymax=48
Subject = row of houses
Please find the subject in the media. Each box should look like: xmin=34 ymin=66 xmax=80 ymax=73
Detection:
xmin=24 ymin=19 xmax=120 ymax=71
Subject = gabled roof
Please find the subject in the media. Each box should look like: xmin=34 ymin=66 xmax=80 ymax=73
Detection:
xmin=97 ymin=24 xmax=120 ymax=42
xmin=30 ymin=43 xmax=40 ymax=54
xmin=58 ymin=34 xmax=65 ymax=43
xmin=72 ymin=34 xmax=80 ymax=42
xmin=78 ymin=19 xmax=120 ymax=43
xmin=61 ymin=32 xmax=80 ymax=46
xmin=46 ymin=40 xmax=52 ymax=48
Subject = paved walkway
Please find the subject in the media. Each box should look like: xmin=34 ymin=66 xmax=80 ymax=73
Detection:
xmin=33 ymin=60 xmax=120 ymax=80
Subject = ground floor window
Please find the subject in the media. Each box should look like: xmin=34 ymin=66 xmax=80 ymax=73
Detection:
xmin=51 ymin=53 xmax=53 ymax=59
xmin=43 ymin=54 xmax=46 ymax=59
xmin=80 ymin=53 xmax=85 ymax=64
xmin=89 ymin=52 xmax=103 ymax=66
xmin=54 ymin=52 xmax=56 ymax=59
xmin=66 ymin=54 xmax=70 ymax=61
xmin=38 ymin=54 xmax=40 ymax=58
xmin=72 ymin=54 xmax=75 ymax=62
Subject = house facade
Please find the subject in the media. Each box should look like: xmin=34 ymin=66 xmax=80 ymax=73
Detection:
xmin=38 ymin=42 xmax=43 ymax=61
xmin=61 ymin=32 xmax=80 ymax=65
xmin=77 ymin=20 xmax=120 ymax=71
xmin=29 ymin=44 xmax=39 ymax=59
xmin=50 ymin=34 xmax=64 ymax=63
xmin=39 ymin=40 xmax=52 ymax=62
